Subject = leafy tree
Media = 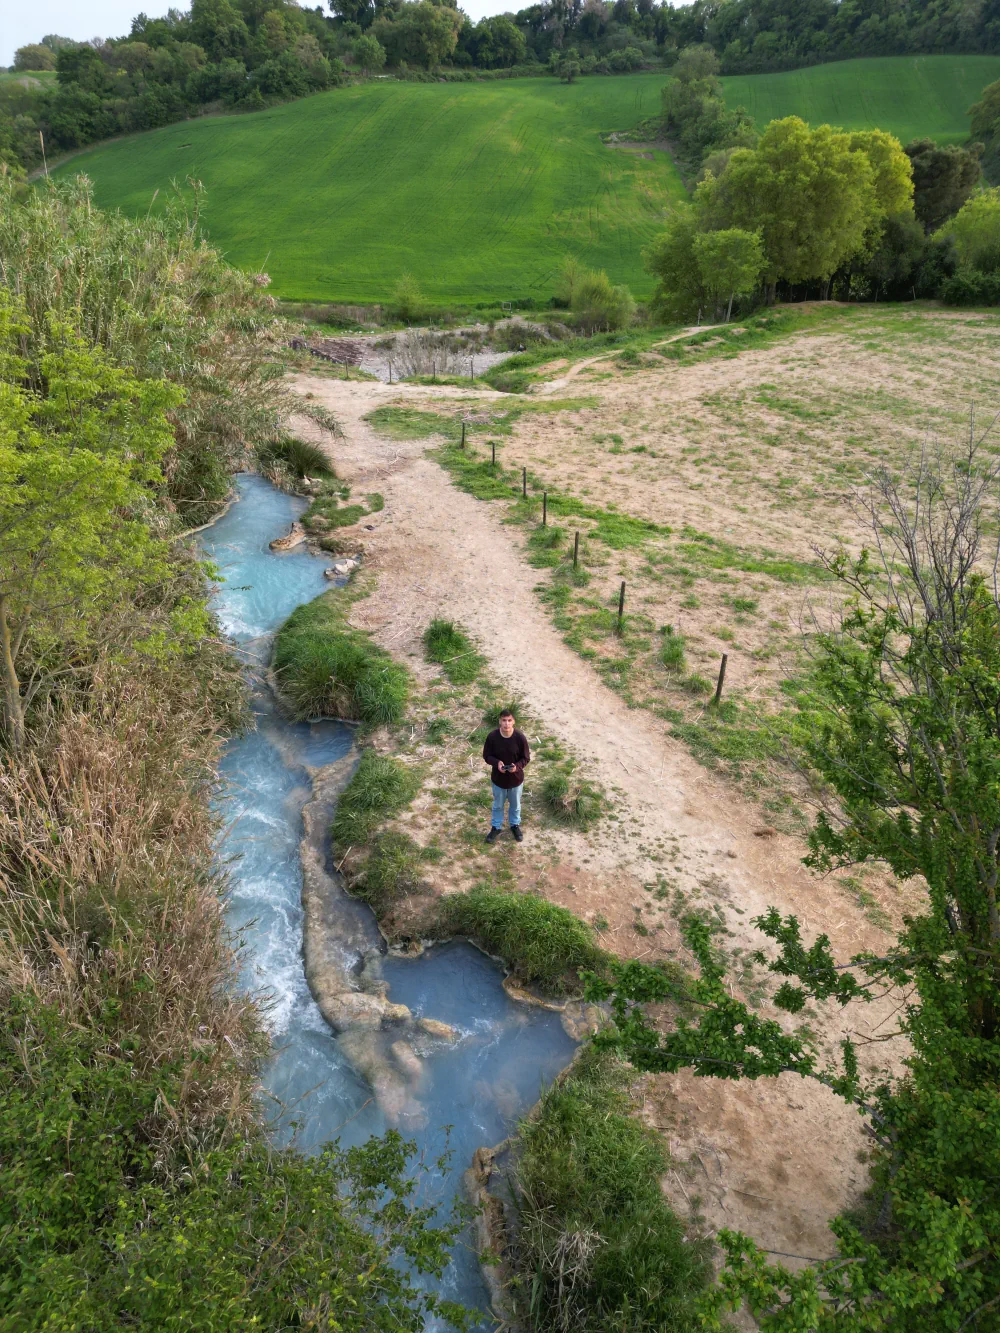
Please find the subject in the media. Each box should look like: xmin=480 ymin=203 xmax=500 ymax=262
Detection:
xmin=373 ymin=0 xmax=463 ymax=67
xmin=935 ymin=186 xmax=1000 ymax=271
xmin=391 ymin=272 xmax=425 ymax=322
xmin=0 ymin=297 xmax=180 ymax=750
xmin=905 ymin=138 xmax=982 ymax=232
xmin=969 ymin=79 xmax=1000 ymax=142
xmin=470 ymin=15 xmax=527 ymax=67
xmin=354 ymin=32 xmax=386 ymax=71
xmin=662 ymin=42 xmax=756 ymax=168
xmin=586 ymin=433 xmax=1000 ymax=1329
xmin=644 ymin=205 xmax=706 ymax=320
xmin=699 ymin=117 xmax=878 ymax=300
xmin=570 ymin=265 xmax=635 ymax=331
xmin=693 ymin=226 xmax=765 ymax=318
xmin=12 ymin=45 xmax=56 ymax=72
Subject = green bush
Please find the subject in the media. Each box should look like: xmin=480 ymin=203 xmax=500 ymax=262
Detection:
xmin=0 ymin=991 xmax=463 ymax=1332
xmin=541 ymin=771 xmax=604 ymax=829
xmin=332 ymin=750 xmax=421 ymax=849
xmin=441 ymin=887 xmax=606 ymax=993
xmin=273 ymin=593 xmax=410 ymax=724
xmin=511 ymin=1047 xmax=709 ymax=1332
xmin=259 ymin=436 xmax=335 ymax=479
xmin=422 ymin=619 xmax=485 ymax=685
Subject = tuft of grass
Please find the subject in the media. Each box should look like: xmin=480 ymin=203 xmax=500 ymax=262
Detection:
xmin=355 ymin=830 xmax=426 ymax=915
xmin=441 ymin=886 xmax=606 ymax=993
xmin=422 ymin=619 xmax=485 ymax=686
xmin=426 ymin=716 xmax=452 ymax=745
xmin=332 ymin=750 xmax=421 ymax=850
xmin=273 ymin=592 xmax=410 ymax=725
xmin=541 ymin=771 xmax=604 ymax=829
xmin=660 ymin=626 xmax=686 ymax=672
xmin=510 ymin=1046 xmax=710 ymax=1333
xmin=258 ymin=436 xmax=335 ymax=480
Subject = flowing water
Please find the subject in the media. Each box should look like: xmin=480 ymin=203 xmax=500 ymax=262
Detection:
xmin=198 ymin=474 xmax=577 ymax=1324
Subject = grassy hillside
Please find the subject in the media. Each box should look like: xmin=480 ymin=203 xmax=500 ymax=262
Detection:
xmin=721 ymin=54 xmax=1000 ymax=144
xmin=57 ymin=75 xmax=684 ymax=305
xmin=55 ymin=56 xmax=999 ymax=305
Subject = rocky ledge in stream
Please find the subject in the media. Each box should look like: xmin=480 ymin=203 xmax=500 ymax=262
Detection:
xmin=299 ymin=751 xmax=459 ymax=1131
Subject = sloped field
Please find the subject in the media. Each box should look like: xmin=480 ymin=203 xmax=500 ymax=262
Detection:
xmin=721 ymin=54 xmax=1000 ymax=144
xmin=58 ymin=75 xmax=685 ymax=304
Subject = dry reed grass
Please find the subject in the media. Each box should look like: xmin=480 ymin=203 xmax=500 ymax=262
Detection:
xmin=0 ymin=644 xmax=265 ymax=1158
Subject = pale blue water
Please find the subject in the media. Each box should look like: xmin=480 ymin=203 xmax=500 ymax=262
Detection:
xmin=199 ymin=474 xmax=576 ymax=1325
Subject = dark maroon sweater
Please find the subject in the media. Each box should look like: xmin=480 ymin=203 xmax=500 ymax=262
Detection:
xmin=482 ymin=728 xmax=531 ymax=789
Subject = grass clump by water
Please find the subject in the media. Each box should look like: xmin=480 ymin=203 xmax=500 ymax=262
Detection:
xmin=510 ymin=1046 xmax=710 ymax=1333
xmin=273 ymin=592 xmax=410 ymax=725
xmin=258 ymin=436 xmax=335 ymax=480
xmin=332 ymin=750 xmax=421 ymax=850
xmin=423 ymin=619 xmax=485 ymax=686
xmin=441 ymin=887 xmax=606 ymax=993
xmin=354 ymin=829 xmax=426 ymax=915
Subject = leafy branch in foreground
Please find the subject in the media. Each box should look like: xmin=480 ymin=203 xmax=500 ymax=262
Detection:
xmin=588 ymin=428 xmax=1000 ymax=1330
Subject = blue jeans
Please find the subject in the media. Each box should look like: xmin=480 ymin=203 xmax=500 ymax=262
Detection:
xmin=491 ymin=782 xmax=522 ymax=829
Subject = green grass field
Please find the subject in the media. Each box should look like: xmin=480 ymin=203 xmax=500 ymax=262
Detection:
xmin=721 ymin=54 xmax=1000 ymax=144
xmin=58 ymin=75 xmax=684 ymax=305
xmin=55 ymin=55 xmax=1000 ymax=304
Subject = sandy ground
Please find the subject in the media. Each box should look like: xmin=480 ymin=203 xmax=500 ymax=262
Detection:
xmin=290 ymin=365 xmax=911 ymax=1281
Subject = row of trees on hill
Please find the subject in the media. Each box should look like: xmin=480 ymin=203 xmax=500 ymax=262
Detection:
xmin=646 ymin=44 xmax=995 ymax=315
xmin=9 ymin=0 xmax=1000 ymax=173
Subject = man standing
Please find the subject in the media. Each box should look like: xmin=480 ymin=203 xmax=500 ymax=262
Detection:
xmin=482 ymin=709 xmax=530 ymax=843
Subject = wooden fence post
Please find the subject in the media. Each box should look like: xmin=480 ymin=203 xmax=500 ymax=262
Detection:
xmin=491 ymin=441 xmax=496 ymax=467
xmin=460 ymin=421 xmax=466 ymax=449
xmin=522 ymin=467 xmax=527 ymax=498
xmin=617 ymin=580 xmax=626 ymax=634
xmin=714 ymin=653 xmax=728 ymax=704
xmin=542 ymin=492 xmax=547 ymax=527
xmin=573 ymin=531 xmax=579 ymax=568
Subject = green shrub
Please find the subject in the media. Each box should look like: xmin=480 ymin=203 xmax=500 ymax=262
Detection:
xmin=660 ymin=626 xmax=686 ymax=672
xmin=441 ymin=887 xmax=606 ymax=993
xmin=511 ymin=1047 xmax=710 ymax=1332
xmin=258 ymin=436 xmax=335 ymax=479
xmin=426 ymin=716 xmax=452 ymax=744
xmin=541 ymin=771 xmax=604 ymax=829
xmin=422 ymin=619 xmax=485 ymax=685
xmin=682 ymin=672 xmax=712 ymax=696
xmin=0 ymin=991 xmax=462 ymax=1332
xmin=356 ymin=830 xmax=425 ymax=914
xmin=730 ymin=595 xmax=758 ymax=613
xmin=273 ymin=593 xmax=410 ymax=724
xmin=332 ymin=750 xmax=421 ymax=849
xmin=392 ymin=273 xmax=425 ymax=323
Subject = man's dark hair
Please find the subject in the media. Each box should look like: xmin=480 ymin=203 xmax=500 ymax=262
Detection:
xmin=499 ymin=709 xmax=515 ymax=720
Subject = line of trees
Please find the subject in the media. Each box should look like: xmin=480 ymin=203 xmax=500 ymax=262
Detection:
xmin=9 ymin=0 xmax=1000 ymax=176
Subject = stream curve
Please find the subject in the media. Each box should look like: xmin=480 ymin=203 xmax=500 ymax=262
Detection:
xmin=199 ymin=474 xmax=577 ymax=1325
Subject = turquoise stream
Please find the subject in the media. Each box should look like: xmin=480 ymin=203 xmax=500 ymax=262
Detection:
xmin=198 ymin=474 xmax=576 ymax=1325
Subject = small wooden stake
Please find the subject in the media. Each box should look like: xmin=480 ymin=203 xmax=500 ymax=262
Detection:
xmin=573 ymin=531 xmax=580 ymax=568
xmin=542 ymin=492 xmax=548 ymax=527
xmin=470 ymin=357 xmax=475 ymax=382
xmin=522 ymin=467 xmax=527 ymax=498
xmin=460 ymin=421 xmax=466 ymax=449
xmin=388 ymin=360 xmax=393 ymax=384
xmin=714 ymin=653 xmax=728 ymax=704
xmin=491 ymin=441 xmax=496 ymax=466
xmin=617 ymin=580 xmax=626 ymax=634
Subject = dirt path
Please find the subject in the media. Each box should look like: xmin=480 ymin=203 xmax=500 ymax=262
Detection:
xmin=536 ymin=324 xmax=723 ymax=395
xmin=294 ymin=372 xmax=904 ymax=1274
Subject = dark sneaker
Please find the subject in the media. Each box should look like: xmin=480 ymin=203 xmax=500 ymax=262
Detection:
xmin=511 ymin=824 xmax=524 ymax=842
xmin=485 ymin=827 xmax=502 ymax=845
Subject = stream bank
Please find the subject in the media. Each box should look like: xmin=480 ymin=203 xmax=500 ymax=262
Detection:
xmin=199 ymin=473 xmax=580 ymax=1325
